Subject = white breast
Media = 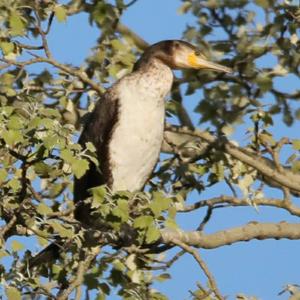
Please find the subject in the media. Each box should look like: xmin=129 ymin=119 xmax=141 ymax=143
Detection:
xmin=109 ymin=63 xmax=173 ymax=192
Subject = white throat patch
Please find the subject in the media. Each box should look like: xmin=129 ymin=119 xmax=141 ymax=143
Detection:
xmin=109 ymin=61 xmax=173 ymax=192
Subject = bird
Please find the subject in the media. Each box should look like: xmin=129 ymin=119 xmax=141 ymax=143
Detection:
xmin=73 ymin=40 xmax=232 ymax=222
xmin=28 ymin=40 xmax=231 ymax=268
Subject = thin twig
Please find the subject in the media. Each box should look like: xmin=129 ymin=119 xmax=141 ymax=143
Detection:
xmin=75 ymin=286 xmax=82 ymax=300
xmin=170 ymin=238 xmax=224 ymax=300
xmin=116 ymin=23 xmax=149 ymax=50
xmin=146 ymin=250 xmax=185 ymax=270
xmin=34 ymin=6 xmax=52 ymax=58
xmin=56 ymin=247 xmax=100 ymax=300
xmin=197 ymin=206 xmax=213 ymax=231
xmin=189 ymin=282 xmax=212 ymax=300
xmin=44 ymin=11 xmax=55 ymax=35
xmin=0 ymin=159 xmax=30 ymax=241
xmin=165 ymin=124 xmax=300 ymax=194
xmin=125 ymin=0 xmax=139 ymax=8
xmin=224 ymin=176 xmax=238 ymax=197
xmin=177 ymin=195 xmax=300 ymax=217
xmin=1 ymin=56 xmax=103 ymax=95
xmin=0 ymin=215 xmax=17 ymax=243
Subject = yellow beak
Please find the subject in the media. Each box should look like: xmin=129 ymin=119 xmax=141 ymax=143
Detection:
xmin=188 ymin=53 xmax=232 ymax=73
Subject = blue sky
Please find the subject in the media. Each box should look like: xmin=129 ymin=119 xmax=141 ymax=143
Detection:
xmin=5 ymin=0 xmax=300 ymax=299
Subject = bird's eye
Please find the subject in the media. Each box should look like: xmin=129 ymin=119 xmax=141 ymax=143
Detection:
xmin=174 ymin=42 xmax=180 ymax=48
xmin=195 ymin=49 xmax=201 ymax=56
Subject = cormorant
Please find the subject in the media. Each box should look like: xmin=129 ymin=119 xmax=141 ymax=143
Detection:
xmin=74 ymin=40 xmax=231 ymax=222
xmin=29 ymin=40 xmax=231 ymax=267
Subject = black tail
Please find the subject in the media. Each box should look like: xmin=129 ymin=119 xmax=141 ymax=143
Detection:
xmin=29 ymin=240 xmax=62 ymax=269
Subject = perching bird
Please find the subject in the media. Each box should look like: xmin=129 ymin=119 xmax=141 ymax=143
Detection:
xmin=74 ymin=40 xmax=231 ymax=222
xmin=29 ymin=40 xmax=231 ymax=267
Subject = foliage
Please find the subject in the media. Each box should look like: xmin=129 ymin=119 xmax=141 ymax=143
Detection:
xmin=0 ymin=0 xmax=300 ymax=299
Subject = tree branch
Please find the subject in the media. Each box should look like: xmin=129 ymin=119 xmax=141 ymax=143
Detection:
xmin=1 ymin=56 xmax=103 ymax=95
xmin=177 ymin=195 xmax=300 ymax=217
xmin=56 ymin=247 xmax=100 ymax=300
xmin=161 ymin=222 xmax=300 ymax=249
xmin=170 ymin=238 xmax=224 ymax=300
xmin=163 ymin=125 xmax=300 ymax=194
xmin=116 ymin=23 xmax=149 ymax=50
xmin=33 ymin=6 xmax=52 ymax=58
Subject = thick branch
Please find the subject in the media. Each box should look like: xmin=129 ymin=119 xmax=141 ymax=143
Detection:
xmin=177 ymin=195 xmax=300 ymax=217
xmin=161 ymin=222 xmax=300 ymax=249
xmin=116 ymin=23 xmax=149 ymax=50
xmin=163 ymin=125 xmax=300 ymax=194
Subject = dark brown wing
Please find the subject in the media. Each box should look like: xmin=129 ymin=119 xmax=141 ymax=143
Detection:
xmin=74 ymin=91 xmax=119 ymax=222
xmin=29 ymin=94 xmax=119 ymax=264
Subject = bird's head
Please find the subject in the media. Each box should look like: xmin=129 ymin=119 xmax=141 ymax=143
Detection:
xmin=136 ymin=40 xmax=232 ymax=73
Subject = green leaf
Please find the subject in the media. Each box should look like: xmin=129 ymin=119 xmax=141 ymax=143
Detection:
xmin=292 ymin=140 xmax=300 ymax=151
xmin=259 ymin=132 xmax=275 ymax=146
xmin=9 ymin=11 xmax=25 ymax=36
xmin=48 ymin=221 xmax=74 ymax=238
xmin=177 ymin=2 xmax=192 ymax=14
xmin=61 ymin=149 xmax=75 ymax=163
xmin=155 ymin=273 xmax=171 ymax=282
xmin=8 ymin=178 xmax=21 ymax=191
xmin=168 ymin=206 xmax=177 ymax=219
xmin=34 ymin=162 xmax=52 ymax=178
xmin=128 ymin=269 xmax=142 ymax=284
xmin=72 ymin=159 xmax=89 ymax=179
xmin=150 ymin=192 xmax=172 ymax=217
xmin=11 ymin=240 xmax=24 ymax=251
xmin=238 ymin=174 xmax=254 ymax=195
xmin=37 ymin=203 xmax=53 ymax=215
xmin=112 ymin=200 xmax=129 ymax=222
xmin=0 ymin=42 xmax=14 ymax=55
xmin=86 ymin=142 xmax=96 ymax=152
xmin=0 ymin=249 xmax=9 ymax=259
xmin=41 ymin=108 xmax=61 ymax=118
xmin=7 ymin=115 xmax=23 ymax=130
xmin=0 ymin=169 xmax=8 ymax=183
xmin=37 ymin=236 xmax=49 ymax=247
xmin=211 ymin=161 xmax=224 ymax=181
xmin=145 ymin=225 xmax=160 ymax=243
xmin=125 ymin=254 xmax=137 ymax=270
xmin=255 ymin=74 xmax=273 ymax=93
xmin=54 ymin=6 xmax=67 ymax=22
xmin=2 ymin=129 xmax=24 ymax=146
xmin=6 ymin=287 xmax=21 ymax=300
xmin=113 ymin=259 xmax=126 ymax=271
xmin=292 ymin=161 xmax=300 ymax=173
xmin=95 ymin=293 xmax=106 ymax=300
xmin=111 ymin=39 xmax=125 ymax=51
xmin=91 ymin=185 xmax=106 ymax=208
xmin=189 ymin=164 xmax=207 ymax=175
xmin=165 ymin=218 xmax=178 ymax=229
xmin=133 ymin=216 xmax=154 ymax=229
xmin=254 ymin=0 xmax=270 ymax=8
xmin=286 ymin=153 xmax=297 ymax=164
xmin=1 ymin=74 xmax=15 ymax=86
xmin=117 ymin=199 xmax=129 ymax=217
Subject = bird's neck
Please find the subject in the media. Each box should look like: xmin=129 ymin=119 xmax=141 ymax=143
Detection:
xmin=132 ymin=58 xmax=174 ymax=99
xmin=134 ymin=56 xmax=170 ymax=73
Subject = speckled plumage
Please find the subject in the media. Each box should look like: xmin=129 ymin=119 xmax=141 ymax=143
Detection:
xmin=109 ymin=59 xmax=173 ymax=192
xmin=74 ymin=59 xmax=173 ymax=205
xmin=73 ymin=40 xmax=232 ymax=222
